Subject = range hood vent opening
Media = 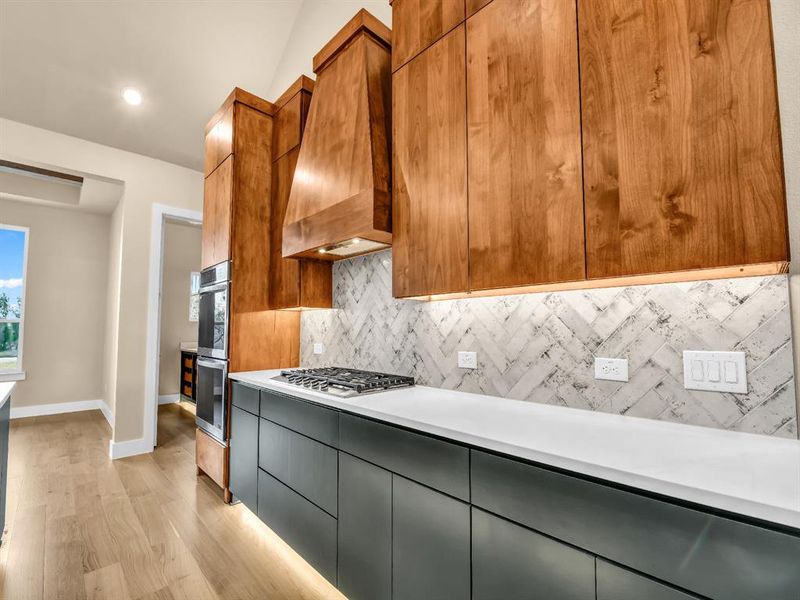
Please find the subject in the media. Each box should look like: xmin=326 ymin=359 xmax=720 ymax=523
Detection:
xmin=282 ymin=10 xmax=392 ymax=262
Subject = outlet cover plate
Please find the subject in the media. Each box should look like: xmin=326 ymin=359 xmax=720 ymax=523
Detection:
xmin=683 ymin=350 xmax=747 ymax=393
xmin=594 ymin=357 xmax=629 ymax=382
xmin=458 ymin=351 xmax=478 ymax=369
xmin=313 ymin=342 xmax=325 ymax=355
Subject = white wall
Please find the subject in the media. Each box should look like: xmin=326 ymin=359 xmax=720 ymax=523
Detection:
xmin=158 ymin=220 xmax=201 ymax=396
xmin=0 ymin=118 xmax=204 ymax=445
xmin=0 ymin=197 xmax=110 ymax=409
xmin=771 ymin=0 xmax=800 ymax=420
xmin=267 ymin=0 xmax=391 ymax=98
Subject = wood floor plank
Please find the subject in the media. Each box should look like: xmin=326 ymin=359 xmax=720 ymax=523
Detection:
xmin=2 ymin=407 xmax=344 ymax=600
xmin=3 ymin=504 xmax=46 ymax=600
xmin=84 ymin=563 xmax=131 ymax=600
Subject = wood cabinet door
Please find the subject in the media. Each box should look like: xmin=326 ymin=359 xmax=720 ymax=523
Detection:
xmin=393 ymin=25 xmax=469 ymax=298
xmin=579 ymin=0 xmax=788 ymax=279
xmin=204 ymin=103 xmax=233 ymax=177
xmin=269 ymin=148 xmax=332 ymax=309
xmin=467 ymin=0 xmax=585 ymax=290
xmin=270 ymin=148 xmax=302 ymax=308
xmin=391 ymin=0 xmax=465 ymax=72
xmin=201 ymin=154 xmax=233 ymax=269
xmin=272 ymin=92 xmax=306 ymax=160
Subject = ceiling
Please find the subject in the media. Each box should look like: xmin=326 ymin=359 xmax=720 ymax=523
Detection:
xmin=0 ymin=0 xmax=304 ymax=172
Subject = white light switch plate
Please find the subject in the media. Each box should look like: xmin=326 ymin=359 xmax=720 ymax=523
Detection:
xmin=683 ymin=350 xmax=747 ymax=393
xmin=594 ymin=357 xmax=629 ymax=382
xmin=458 ymin=351 xmax=478 ymax=369
xmin=313 ymin=342 xmax=325 ymax=355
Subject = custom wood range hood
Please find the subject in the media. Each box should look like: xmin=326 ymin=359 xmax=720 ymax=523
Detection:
xmin=282 ymin=10 xmax=392 ymax=261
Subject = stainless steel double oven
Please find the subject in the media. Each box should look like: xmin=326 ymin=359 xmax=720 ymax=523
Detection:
xmin=195 ymin=261 xmax=229 ymax=443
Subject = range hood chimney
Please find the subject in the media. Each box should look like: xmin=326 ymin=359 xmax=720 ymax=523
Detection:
xmin=282 ymin=10 xmax=392 ymax=261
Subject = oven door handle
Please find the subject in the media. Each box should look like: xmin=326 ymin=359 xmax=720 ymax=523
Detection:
xmin=197 ymin=357 xmax=227 ymax=370
xmin=199 ymin=282 xmax=229 ymax=295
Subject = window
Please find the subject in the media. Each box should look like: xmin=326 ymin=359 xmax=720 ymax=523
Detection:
xmin=189 ymin=271 xmax=200 ymax=322
xmin=0 ymin=224 xmax=28 ymax=379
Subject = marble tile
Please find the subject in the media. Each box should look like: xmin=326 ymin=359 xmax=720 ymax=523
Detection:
xmin=301 ymin=250 xmax=797 ymax=438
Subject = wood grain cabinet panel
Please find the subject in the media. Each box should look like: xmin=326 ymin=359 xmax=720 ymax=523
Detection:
xmin=272 ymin=93 xmax=304 ymax=160
xmin=391 ymin=0 xmax=465 ymax=71
xmin=201 ymin=155 xmax=233 ymax=270
xmin=579 ymin=0 xmax=789 ymax=279
xmin=467 ymin=0 xmax=585 ymax=290
xmin=393 ymin=25 xmax=469 ymax=298
xmin=466 ymin=0 xmax=493 ymax=16
xmin=204 ymin=103 xmax=233 ymax=176
xmin=269 ymin=147 xmax=332 ymax=309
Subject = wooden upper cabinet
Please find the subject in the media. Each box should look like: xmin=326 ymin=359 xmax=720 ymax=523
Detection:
xmin=579 ymin=0 xmax=789 ymax=279
xmin=391 ymin=0 xmax=465 ymax=72
xmin=270 ymin=148 xmax=333 ymax=309
xmin=466 ymin=0 xmax=492 ymax=17
xmin=393 ymin=25 xmax=469 ymax=298
xmin=204 ymin=104 xmax=233 ymax=177
xmin=467 ymin=0 xmax=585 ymax=290
xmin=269 ymin=78 xmax=332 ymax=310
xmin=273 ymin=76 xmax=314 ymax=160
xmin=202 ymin=155 xmax=233 ymax=270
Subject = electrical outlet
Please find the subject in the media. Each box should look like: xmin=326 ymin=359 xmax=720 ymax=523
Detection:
xmin=594 ymin=357 xmax=629 ymax=382
xmin=313 ymin=342 xmax=325 ymax=355
xmin=683 ymin=350 xmax=747 ymax=393
xmin=458 ymin=351 xmax=478 ymax=369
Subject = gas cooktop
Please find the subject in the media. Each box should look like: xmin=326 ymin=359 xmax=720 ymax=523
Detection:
xmin=273 ymin=367 xmax=415 ymax=397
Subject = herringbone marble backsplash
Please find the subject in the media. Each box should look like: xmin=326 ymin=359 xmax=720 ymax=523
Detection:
xmin=301 ymin=250 xmax=797 ymax=438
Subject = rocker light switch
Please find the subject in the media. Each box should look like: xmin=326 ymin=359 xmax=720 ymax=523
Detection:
xmin=683 ymin=351 xmax=747 ymax=394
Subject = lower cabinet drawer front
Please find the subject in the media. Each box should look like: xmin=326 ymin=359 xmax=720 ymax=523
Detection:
xmin=231 ymin=382 xmax=260 ymax=415
xmin=340 ymin=414 xmax=469 ymax=501
xmin=392 ymin=475 xmax=470 ymax=600
xmin=258 ymin=419 xmax=338 ymax=516
xmin=229 ymin=406 xmax=258 ymax=513
xmin=597 ymin=561 xmax=700 ymax=600
xmin=471 ymin=450 xmax=800 ymax=600
xmin=337 ymin=454 xmax=392 ymax=600
xmin=260 ymin=389 xmax=339 ymax=447
xmin=257 ymin=469 xmax=337 ymax=584
xmin=472 ymin=508 xmax=595 ymax=600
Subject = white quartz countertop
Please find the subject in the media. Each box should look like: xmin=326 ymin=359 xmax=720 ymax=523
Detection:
xmin=0 ymin=382 xmax=14 ymax=408
xmin=230 ymin=369 xmax=800 ymax=530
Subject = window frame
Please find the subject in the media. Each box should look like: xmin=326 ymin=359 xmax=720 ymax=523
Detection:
xmin=0 ymin=223 xmax=29 ymax=382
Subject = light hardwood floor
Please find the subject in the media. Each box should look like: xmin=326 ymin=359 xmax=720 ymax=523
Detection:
xmin=0 ymin=403 xmax=346 ymax=600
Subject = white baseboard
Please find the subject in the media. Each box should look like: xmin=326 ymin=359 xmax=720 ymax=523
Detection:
xmin=158 ymin=393 xmax=180 ymax=405
xmin=99 ymin=400 xmax=113 ymax=428
xmin=11 ymin=398 xmax=110 ymax=420
xmin=109 ymin=436 xmax=153 ymax=460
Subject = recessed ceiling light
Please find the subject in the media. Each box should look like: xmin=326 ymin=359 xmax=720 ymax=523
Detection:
xmin=122 ymin=88 xmax=142 ymax=106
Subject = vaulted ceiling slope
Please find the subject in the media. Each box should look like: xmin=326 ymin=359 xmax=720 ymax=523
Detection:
xmin=0 ymin=0 xmax=303 ymax=171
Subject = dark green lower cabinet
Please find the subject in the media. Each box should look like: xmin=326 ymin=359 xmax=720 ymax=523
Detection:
xmin=257 ymin=470 xmax=337 ymax=585
xmin=597 ymin=560 xmax=700 ymax=600
xmin=392 ymin=475 xmax=470 ymax=600
xmin=472 ymin=508 xmax=595 ymax=600
xmin=229 ymin=406 xmax=258 ymax=512
xmin=337 ymin=454 xmax=392 ymax=600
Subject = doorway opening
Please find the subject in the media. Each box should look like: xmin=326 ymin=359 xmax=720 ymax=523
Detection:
xmin=144 ymin=204 xmax=202 ymax=450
